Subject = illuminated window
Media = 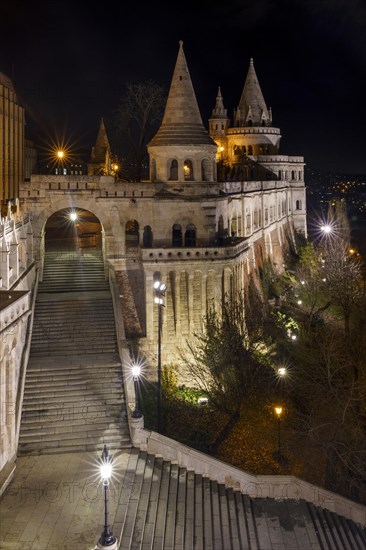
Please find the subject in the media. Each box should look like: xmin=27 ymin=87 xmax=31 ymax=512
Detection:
xmin=184 ymin=159 xmax=194 ymax=181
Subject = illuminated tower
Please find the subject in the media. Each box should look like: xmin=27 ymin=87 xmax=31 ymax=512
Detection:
xmin=208 ymin=87 xmax=230 ymax=161
xmin=148 ymin=41 xmax=217 ymax=183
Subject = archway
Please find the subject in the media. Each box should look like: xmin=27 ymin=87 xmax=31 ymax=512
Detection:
xmin=126 ymin=220 xmax=139 ymax=248
xmin=44 ymin=208 xmax=103 ymax=253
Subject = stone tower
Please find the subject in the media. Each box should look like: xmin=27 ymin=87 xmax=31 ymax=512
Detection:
xmin=148 ymin=41 xmax=217 ymax=183
xmin=208 ymin=87 xmax=230 ymax=161
xmin=87 ymin=117 xmax=112 ymax=176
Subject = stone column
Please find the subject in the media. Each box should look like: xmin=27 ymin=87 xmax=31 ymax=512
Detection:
xmin=8 ymin=222 xmax=19 ymax=281
xmin=215 ymin=271 xmax=222 ymax=306
xmin=0 ymin=234 xmax=10 ymax=289
xmin=173 ymin=271 xmax=180 ymax=335
xmin=201 ymin=272 xmax=207 ymax=321
xmin=188 ymin=273 xmax=194 ymax=334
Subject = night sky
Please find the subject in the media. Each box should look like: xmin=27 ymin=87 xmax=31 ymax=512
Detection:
xmin=2 ymin=0 xmax=366 ymax=174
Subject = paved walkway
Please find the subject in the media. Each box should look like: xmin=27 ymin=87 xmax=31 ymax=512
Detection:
xmin=0 ymin=450 xmax=132 ymax=550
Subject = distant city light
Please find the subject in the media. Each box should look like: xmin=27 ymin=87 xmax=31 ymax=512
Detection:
xmin=70 ymin=212 xmax=77 ymax=221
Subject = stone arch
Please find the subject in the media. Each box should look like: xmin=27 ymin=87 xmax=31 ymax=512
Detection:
xmin=28 ymin=196 xmax=118 ymax=275
xmin=185 ymin=224 xmax=196 ymax=247
xmin=168 ymin=159 xmax=178 ymax=181
xmin=217 ymin=215 xmax=226 ymax=244
xmin=44 ymin=207 xmax=103 ymax=253
xmin=183 ymin=159 xmax=194 ymax=181
xmin=172 ymin=224 xmax=183 ymax=247
xmin=143 ymin=225 xmax=153 ymax=248
xmin=126 ymin=219 xmax=139 ymax=248
xmin=201 ymin=159 xmax=211 ymax=181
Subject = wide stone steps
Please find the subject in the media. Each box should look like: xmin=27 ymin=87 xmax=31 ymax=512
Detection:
xmin=110 ymin=450 xmax=366 ymax=550
xmin=19 ymin=249 xmax=131 ymax=455
xmin=39 ymin=252 xmax=109 ymax=292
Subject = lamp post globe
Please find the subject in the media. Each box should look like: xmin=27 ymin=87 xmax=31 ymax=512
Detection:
xmin=131 ymin=364 xmax=142 ymax=419
xmin=96 ymin=445 xmax=118 ymax=550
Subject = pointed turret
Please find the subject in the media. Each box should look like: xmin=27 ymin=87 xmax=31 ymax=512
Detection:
xmin=87 ymin=118 xmax=112 ymax=176
xmin=148 ymin=42 xmax=217 ymax=183
xmin=149 ymin=41 xmax=215 ymax=147
xmin=209 ymin=87 xmax=230 ymax=159
xmin=211 ymin=87 xmax=227 ymax=118
xmin=235 ymin=58 xmax=271 ymax=127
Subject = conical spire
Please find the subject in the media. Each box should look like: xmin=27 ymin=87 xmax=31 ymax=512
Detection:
xmin=89 ymin=118 xmax=111 ymax=163
xmin=237 ymin=58 xmax=270 ymax=126
xmin=211 ymin=87 xmax=227 ymax=118
xmin=149 ymin=41 xmax=215 ymax=146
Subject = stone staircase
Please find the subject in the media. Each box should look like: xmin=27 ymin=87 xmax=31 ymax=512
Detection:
xmin=18 ymin=250 xmax=131 ymax=455
xmin=112 ymin=449 xmax=366 ymax=550
xmin=39 ymin=250 xmax=110 ymax=293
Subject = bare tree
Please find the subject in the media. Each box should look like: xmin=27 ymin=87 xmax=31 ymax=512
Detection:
xmin=320 ymin=202 xmax=362 ymax=335
xmin=287 ymin=322 xmax=366 ymax=502
xmin=115 ymin=80 xmax=166 ymax=182
xmin=179 ymin=293 xmax=273 ymax=453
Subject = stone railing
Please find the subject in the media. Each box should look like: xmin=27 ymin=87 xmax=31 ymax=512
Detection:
xmin=219 ymin=180 xmax=289 ymax=194
xmin=19 ymin=176 xmax=221 ymax=199
xmin=128 ymin=425 xmax=366 ymax=527
xmin=140 ymin=239 xmax=250 ymax=263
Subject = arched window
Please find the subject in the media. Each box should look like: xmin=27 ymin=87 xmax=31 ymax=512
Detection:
xmin=184 ymin=159 xmax=194 ymax=181
xmin=201 ymin=159 xmax=210 ymax=181
xmin=185 ymin=224 xmax=196 ymax=247
xmin=291 ymin=170 xmax=295 ymax=180
xmin=125 ymin=220 xmax=139 ymax=248
xmin=168 ymin=159 xmax=178 ymax=181
xmin=143 ymin=225 xmax=153 ymax=247
xmin=295 ymin=200 xmax=302 ymax=210
xmin=172 ymin=224 xmax=183 ymax=247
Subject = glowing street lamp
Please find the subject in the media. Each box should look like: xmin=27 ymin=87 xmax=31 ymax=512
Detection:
xmin=153 ymin=279 xmax=166 ymax=434
xmin=70 ymin=211 xmax=78 ymax=222
xmin=320 ymin=224 xmax=332 ymax=234
xmin=96 ymin=445 xmax=118 ymax=549
xmin=131 ymin=364 xmax=142 ymax=419
xmin=274 ymin=406 xmax=283 ymax=457
xmin=56 ymin=149 xmax=65 ymax=175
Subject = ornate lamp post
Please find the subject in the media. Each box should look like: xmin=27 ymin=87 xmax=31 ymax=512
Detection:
xmin=131 ymin=364 xmax=142 ymax=418
xmin=96 ymin=445 xmax=118 ymax=549
xmin=153 ymin=280 xmax=166 ymax=433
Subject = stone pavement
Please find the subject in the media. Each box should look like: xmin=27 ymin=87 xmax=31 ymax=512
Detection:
xmin=0 ymin=450 xmax=132 ymax=550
